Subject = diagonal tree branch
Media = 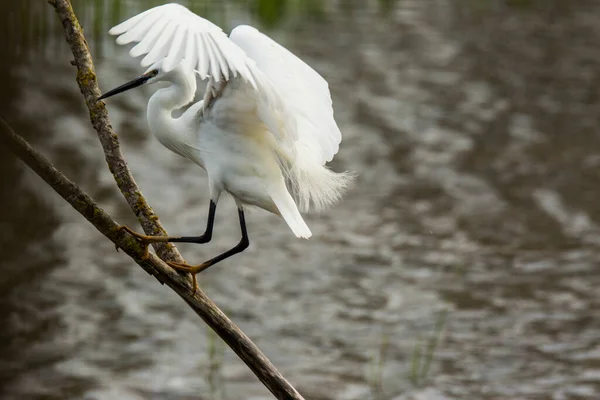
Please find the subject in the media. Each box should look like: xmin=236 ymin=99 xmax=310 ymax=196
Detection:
xmin=0 ymin=118 xmax=304 ymax=400
xmin=2 ymin=1 xmax=308 ymax=399
xmin=50 ymin=0 xmax=178 ymax=262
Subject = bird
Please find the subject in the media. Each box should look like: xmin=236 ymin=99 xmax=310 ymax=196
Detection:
xmin=99 ymin=3 xmax=353 ymax=291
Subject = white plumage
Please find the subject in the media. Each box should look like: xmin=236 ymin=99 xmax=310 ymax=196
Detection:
xmin=103 ymin=3 xmax=353 ymax=241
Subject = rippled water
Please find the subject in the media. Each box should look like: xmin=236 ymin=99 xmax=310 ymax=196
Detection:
xmin=2 ymin=0 xmax=600 ymax=399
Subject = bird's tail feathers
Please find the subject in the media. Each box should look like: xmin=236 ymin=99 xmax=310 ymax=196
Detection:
xmin=270 ymin=187 xmax=312 ymax=239
xmin=285 ymin=160 xmax=355 ymax=213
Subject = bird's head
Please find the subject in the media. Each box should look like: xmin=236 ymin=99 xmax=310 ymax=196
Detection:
xmin=98 ymin=59 xmax=194 ymax=101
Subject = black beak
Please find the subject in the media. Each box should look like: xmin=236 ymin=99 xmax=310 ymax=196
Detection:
xmin=98 ymin=74 xmax=150 ymax=101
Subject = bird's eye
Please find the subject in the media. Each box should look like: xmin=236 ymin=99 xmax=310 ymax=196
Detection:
xmin=151 ymin=69 xmax=159 ymax=76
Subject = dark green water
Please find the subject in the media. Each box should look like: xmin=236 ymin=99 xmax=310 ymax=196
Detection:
xmin=1 ymin=1 xmax=600 ymax=399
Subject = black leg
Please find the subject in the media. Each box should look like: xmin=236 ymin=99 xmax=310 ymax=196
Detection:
xmin=116 ymin=200 xmax=218 ymax=259
xmin=167 ymin=207 xmax=249 ymax=283
xmin=169 ymin=200 xmax=217 ymax=244
xmin=198 ymin=207 xmax=249 ymax=270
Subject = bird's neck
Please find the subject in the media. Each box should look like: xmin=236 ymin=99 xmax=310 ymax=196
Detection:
xmin=147 ymin=73 xmax=197 ymax=149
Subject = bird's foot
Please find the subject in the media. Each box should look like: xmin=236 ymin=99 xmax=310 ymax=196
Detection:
xmin=116 ymin=225 xmax=170 ymax=260
xmin=166 ymin=261 xmax=212 ymax=294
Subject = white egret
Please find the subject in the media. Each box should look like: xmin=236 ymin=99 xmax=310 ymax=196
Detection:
xmin=99 ymin=3 xmax=353 ymax=290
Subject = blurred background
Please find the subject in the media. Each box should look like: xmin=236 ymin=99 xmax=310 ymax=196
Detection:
xmin=1 ymin=0 xmax=599 ymax=399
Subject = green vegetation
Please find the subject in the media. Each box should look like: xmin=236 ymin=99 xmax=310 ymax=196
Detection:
xmin=367 ymin=307 xmax=448 ymax=398
xmin=409 ymin=309 xmax=447 ymax=388
xmin=367 ymin=331 xmax=390 ymax=400
xmin=203 ymin=325 xmax=227 ymax=399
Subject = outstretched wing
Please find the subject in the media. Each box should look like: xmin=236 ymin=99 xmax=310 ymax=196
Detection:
xmin=108 ymin=3 xmax=297 ymax=151
xmin=109 ymin=3 xmax=259 ymax=87
xmin=108 ymin=4 xmax=341 ymax=167
xmin=229 ymin=25 xmax=342 ymax=166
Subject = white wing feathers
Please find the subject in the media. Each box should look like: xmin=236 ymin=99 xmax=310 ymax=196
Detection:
xmin=109 ymin=3 xmax=343 ymax=170
xmin=229 ymin=25 xmax=341 ymax=166
xmin=109 ymin=3 xmax=259 ymax=88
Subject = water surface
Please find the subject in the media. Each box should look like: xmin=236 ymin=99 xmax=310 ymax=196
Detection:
xmin=1 ymin=1 xmax=599 ymax=399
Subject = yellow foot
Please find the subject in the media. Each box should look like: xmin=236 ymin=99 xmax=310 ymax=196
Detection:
xmin=116 ymin=225 xmax=171 ymax=260
xmin=167 ymin=261 xmax=212 ymax=294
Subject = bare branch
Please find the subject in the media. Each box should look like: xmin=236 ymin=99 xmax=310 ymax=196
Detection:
xmin=50 ymin=0 xmax=178 ymax=261
xmin=0 ymin=118 xmax=304 ymax=399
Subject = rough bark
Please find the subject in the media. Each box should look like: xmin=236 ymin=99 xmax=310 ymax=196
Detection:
xmin=49 ymin=0 xmax=177 ymax=262
xmin=0 ymin=1 xmax=306 ymax=399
